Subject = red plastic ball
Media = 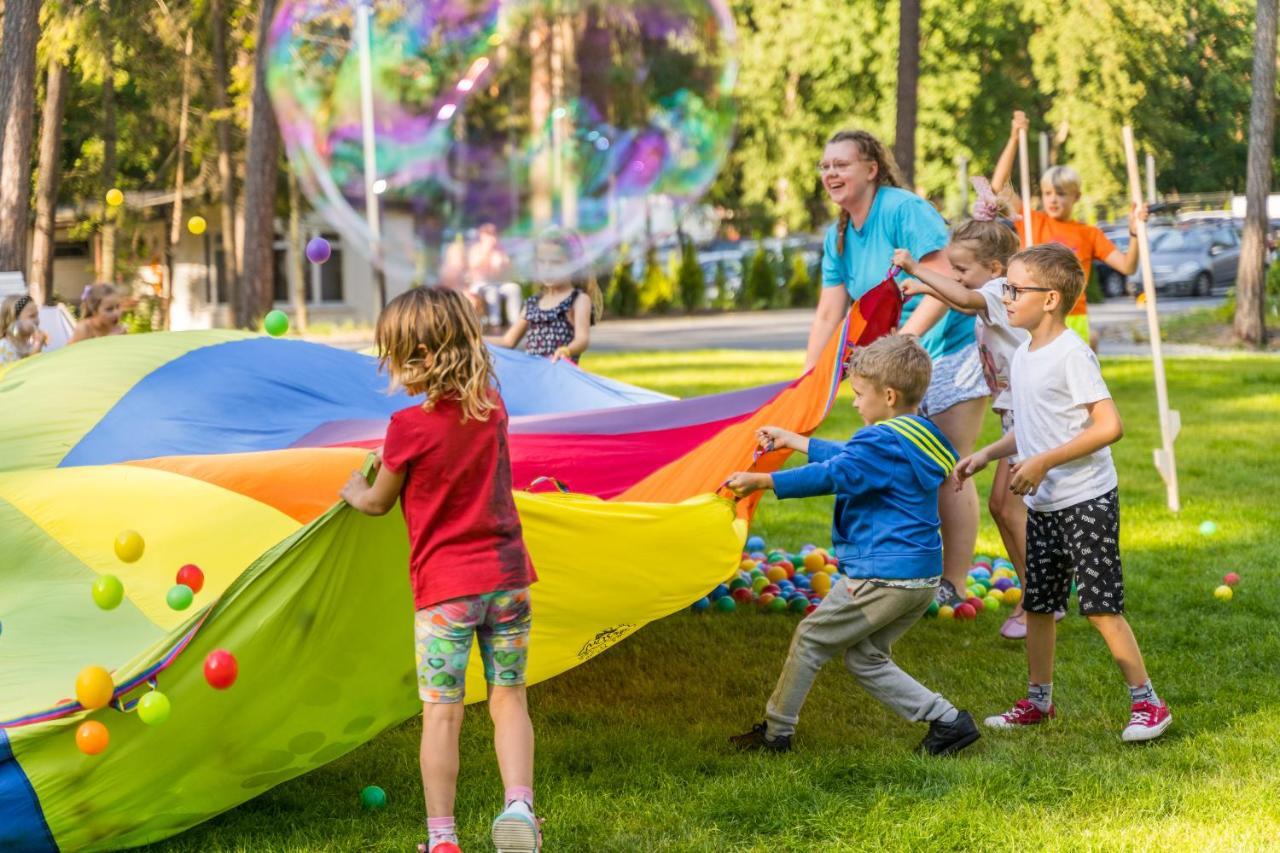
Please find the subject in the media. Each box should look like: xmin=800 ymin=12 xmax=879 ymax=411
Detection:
xmin=204 ymin=649 xmax=238 ymax=689
xmin=761 ymin=584 xmax=781 ymax=597
xmin=176 ymin=564 xmax=205 ymax=594
xmin=1223 ymin=572 xmax=1241 ymax=587
xmin=955 ymin=603 xmax=976 ymax=620
xmin=966 ymin=596 xmax=985 ymax=613
xmin=804 ymin=603 xmax=818 ymax=616
xmin=731 ymin=587 xmax=754 ymax=604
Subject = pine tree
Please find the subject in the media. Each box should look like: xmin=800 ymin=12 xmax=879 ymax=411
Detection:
xmin=786 ymin=253 xmax=814 ymax=307
xmin=676 ymin=237 xmax=706 ymax=312
xmin=714 ymin=260 xmax=730 ymax=309
xmin=638 ymin=243 xmax=673 ymax=313
xmin=608 ymin=246 xmax=639 ymax=317
xmin=747 ymin=245 xmax=776 ymax=309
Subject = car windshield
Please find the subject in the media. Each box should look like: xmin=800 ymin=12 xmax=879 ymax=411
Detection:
xmin=1151 ymin=230 xmax=1210 ymax=252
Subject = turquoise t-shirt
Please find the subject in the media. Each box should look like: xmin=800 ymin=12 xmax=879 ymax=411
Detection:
xmin=821 ymin=186 xmax=974 ymax=358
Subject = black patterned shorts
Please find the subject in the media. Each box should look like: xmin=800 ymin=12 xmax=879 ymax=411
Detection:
xmin=1024 ymin=488 xmax=1124 ymax=615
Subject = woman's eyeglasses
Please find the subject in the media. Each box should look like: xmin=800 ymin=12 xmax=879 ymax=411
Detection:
xmin=1002 ymin=283 xmax=1054 ymax=302
xmin=816 ymin=158 xmax=872 ymax=175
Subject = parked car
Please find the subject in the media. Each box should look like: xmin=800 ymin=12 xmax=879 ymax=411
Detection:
xmin=1126 ymin=224 xmax=1241 ymax=297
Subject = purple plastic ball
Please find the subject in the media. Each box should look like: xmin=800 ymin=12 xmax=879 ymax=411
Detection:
xmin=993 ymin=577 xmax=1014 ymax=591
xmin=305 ymin=237 xmax=332 ymax=264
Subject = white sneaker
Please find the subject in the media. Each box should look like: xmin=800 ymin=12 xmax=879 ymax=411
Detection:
xmin=492 ymin=799 xmax=541 ymax=852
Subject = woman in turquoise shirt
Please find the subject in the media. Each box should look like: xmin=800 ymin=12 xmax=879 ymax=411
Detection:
xmin=803 ymin=129 xmax=989 ymax=608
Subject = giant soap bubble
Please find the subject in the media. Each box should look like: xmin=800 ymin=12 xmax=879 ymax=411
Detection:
xmin=267 ymin=0 xmax=737 ymax=285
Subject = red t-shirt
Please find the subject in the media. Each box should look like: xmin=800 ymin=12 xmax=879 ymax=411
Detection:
xmin=381 ymin=394 xmax=536 ymax=609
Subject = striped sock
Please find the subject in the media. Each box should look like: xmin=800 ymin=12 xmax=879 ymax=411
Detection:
xmin=1129 ymin=680 xmax=1159 ymax=706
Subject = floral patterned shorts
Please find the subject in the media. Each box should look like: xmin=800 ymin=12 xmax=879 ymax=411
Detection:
xmin=414 ymin=588 xmax=532 ymax=704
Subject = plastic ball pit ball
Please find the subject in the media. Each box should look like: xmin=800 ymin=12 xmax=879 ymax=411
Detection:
xmin=926 ymin=600 xmax=939 ymax=617
xmin=187 ymin=215 xmax=207 ymax=235
xmin=75 ymin=666 xmax=114 ymax=710
xmin=729 ymin=577 xmax=750 ymax=592
xmin=756 ymin=593 xmax=775 ymax=609
xmin=983 ymin=595 xmax=1002 ymax=612
xmin=803 ymin=552 xmax=825 ymax=572
xmin=136 ymin=691 xmax=171 ymax=726
xmin=732 ymin=587 xmax=754 ymax=605
xmin=1199 ymin=520 xmax=1217 ymax=536
xmin=263 ymin=310 xmax=290 ymax=337
xmin=938 ymin=605 xmax=955 ymax=620
xmin=954 ymin=603 xmax=976 ymax=620
xmin=1224 ymin=572 xmax=1240 ymax=587
xmin=167 ymin=584 xmax=195 ymax=611
xmin=966 ymin=597 xmax=985 ymax=614
xmin=768 ymin=596 xmax=788 ymax=614
xmin=76 ymin=721 xmax=110 ymax=755
xmin=105 ymin=188 xmax=124 ymax=207
xmin=176 ymin=564 xmax=205 ymax=594
xmin=360 ymin=785 xmax=387 ymax=810
xmin=714 ymin=596 xmax=736 ymax=613
xmin=691 ymin=597 xmax=711 ymax=613
xmin=92 ymin=574 xmax=125 ymax=610
xmin=739 ymin=558 xmax=757 ymax=571
xmin=788 ymin=596 xmax=809 ymax=614
xmin=204 ymin=649 xmax=239 ymax=689
xmin=1002 ymin=588 xmax=1022 ymax=606
xmin=306 ymin=236 xmax=332 ymax=265
xmin=751 ymin=576 xmax=769 ymax=593
xmin=114 ymin=530 xmax=145 ymax=563
xmin=710 ymin=584 xmax=730 ymax=601
xmin=746 ymin=535 xmax=766 ymax=552
xmin=1214 ymin=585 xmax=1233 ymax=602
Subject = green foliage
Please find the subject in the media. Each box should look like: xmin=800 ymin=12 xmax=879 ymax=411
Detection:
xmin=638 ymin=244 xmax=674 ymax=313
xmin=713 ymin=260 xmax=730 ymax=310
xmin=608 ymin=246 xmax=639 ymax=318
xmin=785 ymin=253 xmax=815 ymax=307
xmin=122 ymin=293 xmax=158 ymax=333
xmin=676 ymin=238 xmax=706 ymax=313
xmin=736 ymin=251 xmax=753 ymax=308
xmin=746 ymin=245 xmax=777 ymax=309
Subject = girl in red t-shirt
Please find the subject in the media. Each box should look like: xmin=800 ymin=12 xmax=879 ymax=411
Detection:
xmin=342 ymin=287 xmax=541 ymax=853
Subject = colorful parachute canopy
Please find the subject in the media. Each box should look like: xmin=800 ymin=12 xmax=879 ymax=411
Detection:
xmin=0 ymin=281 xmax=898 ymax=851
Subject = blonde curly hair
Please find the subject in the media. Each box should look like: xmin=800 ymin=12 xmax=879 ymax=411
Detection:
xmin=375 ymin=287 xmax=497 ymax=421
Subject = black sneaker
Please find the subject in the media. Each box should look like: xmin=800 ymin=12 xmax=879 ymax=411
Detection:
xmin=934 ymin=579 xmax=965 ymax=608
xmin=917 ymin=710 xmax=980 ymax=756
xmin=729 ymin=722 xmax=792 ymax=753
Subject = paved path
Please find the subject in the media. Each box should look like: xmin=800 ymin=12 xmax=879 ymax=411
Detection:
xmin=307 ymin=294 xmax=1252 ymax=357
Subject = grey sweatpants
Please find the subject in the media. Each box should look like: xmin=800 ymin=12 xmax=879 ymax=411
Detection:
xmin=765 ymin=576 xmax=955 ymax=738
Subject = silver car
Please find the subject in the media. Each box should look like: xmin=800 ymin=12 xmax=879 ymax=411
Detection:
xmin=1127 ymin=225 xmax=1240 ymax=297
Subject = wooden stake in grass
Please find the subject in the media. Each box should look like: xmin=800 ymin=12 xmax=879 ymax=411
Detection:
xmin=1123 ymin=125 xmax=1180 ymax=512
xmin=1017 ymin=127 xmax=1034 ymax=249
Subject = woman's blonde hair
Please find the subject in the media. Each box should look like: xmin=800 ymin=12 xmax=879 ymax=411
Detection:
xmin=537 ymin=227 xmax=604 ymax=321
xmin=2 ymin=294 xmax=32 ymax=337
xmin=375 ymin=287 xmax=497 ymax=421
xmin=827 ymin=130 xmax=905 ymax=257
xmin=80 ymin=283 xmax=117 ymax=319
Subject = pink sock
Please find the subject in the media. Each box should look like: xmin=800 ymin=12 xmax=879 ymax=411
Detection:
xmin=427 ymin=816 xmax=456 ymax=846
xmin=505 ymin=786 xmax=534 ymax=807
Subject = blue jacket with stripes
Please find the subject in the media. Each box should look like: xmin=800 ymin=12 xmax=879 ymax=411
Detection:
xmin=771 ymin=415 xmax=958 ymax=581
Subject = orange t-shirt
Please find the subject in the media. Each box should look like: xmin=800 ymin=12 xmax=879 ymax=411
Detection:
xmin=1016 ymin=210 xmax=1119 ymax=316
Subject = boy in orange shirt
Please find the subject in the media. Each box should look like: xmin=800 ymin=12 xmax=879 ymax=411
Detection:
xmin=991 ymin=111 xmax=1147 ymax=345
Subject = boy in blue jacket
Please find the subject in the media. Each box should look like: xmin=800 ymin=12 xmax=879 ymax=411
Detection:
xmin=725 ymin=335 xmax=980 ymax=756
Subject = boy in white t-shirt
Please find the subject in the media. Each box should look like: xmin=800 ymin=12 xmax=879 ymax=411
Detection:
xmin=954 ymin=243 xmax=1171 ymax=743
xmin=893 ymin=176 xmax=1035 ymax=639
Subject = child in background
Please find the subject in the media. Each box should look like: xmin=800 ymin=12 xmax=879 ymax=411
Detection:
xmin=991 ymin=110 xmax=1147 ymax=346
xmin=492 ymin=229 xmax=603 ymax=364
xmin=69 ymin=284 xmax=125 ymax=344
xmin=1 ymin=295 xmax=48 ymax=365
xmin=724 ymin=335 xmax=980 ymax=757
xmin=893 ymin=177 xmax=1038 ymax=639
xmin=955 ymin=244 xmax=1171 ymax=742
xmin=341 ymin=287 xmax=542 ymax=853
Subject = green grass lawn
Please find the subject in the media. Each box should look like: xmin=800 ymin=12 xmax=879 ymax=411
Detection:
xmin=152 ymin=353 xmax=1280 ymax=852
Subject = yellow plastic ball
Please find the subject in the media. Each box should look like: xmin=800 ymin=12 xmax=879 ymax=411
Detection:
xmin=114 ymin=530 xmax=145 ymax=563
xmin=803 ymin=552 xmax=825 ymax=572
xmin=765 ymin=566 xmax=788 ymax=582
xmin=810 ymin=571 xmax=832 ymax=597
xmin=187 ymin=215 xmax=207 ymax=235
xmin=75 ymin=665 xmax=114 ymax=710
xmin=739 ymin=558 xmax=757 ymax=571
xmin=105 ymin=188 xmax=124 ymax=207
xmin=1002 ymin=587 xmax=1023 ymax=606
xmin=1214 ymin=585 xmax=1233 ymax=602
xmin=938 ymin=605 xmax=955 ymax=620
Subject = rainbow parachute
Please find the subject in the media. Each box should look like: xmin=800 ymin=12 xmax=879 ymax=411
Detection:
xmin=0 ymin=283 xmax=898 ymax=850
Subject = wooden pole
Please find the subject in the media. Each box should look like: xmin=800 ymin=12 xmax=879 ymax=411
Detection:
xmin=1018 ymin=128 xmax=1034 ymax=248
xmin=1123 ymin=125 xmax=1180 ymax=512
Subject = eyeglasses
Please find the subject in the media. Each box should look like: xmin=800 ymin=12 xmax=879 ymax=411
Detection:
xmin=1002 ymin=283 xmax=1054 ymax=302
xmin=816 ymin=159 xmax=872 ymax=175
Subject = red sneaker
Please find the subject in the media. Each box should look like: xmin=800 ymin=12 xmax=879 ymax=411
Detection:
xmin=1121 ymin=700 xmax=1172 ymax=742
xmin=984 ymin=698 xmax=1055 ymax=729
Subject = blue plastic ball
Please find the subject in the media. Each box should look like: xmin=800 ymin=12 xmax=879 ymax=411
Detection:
xmin=692 ymin=597 xmax=711 ymax=612
xmin=793 ymin=574 xmax=811 ymax=590
xmin=710 ymin=584 xmax=730 ymax=601
xmin=746 ymin=535 xmax=766 ymax=552
xmin=749 ymin=551 xmax=766 ymax=561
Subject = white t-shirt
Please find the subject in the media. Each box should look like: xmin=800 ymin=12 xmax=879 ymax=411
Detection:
xmin=975 ymin=277 xmax=1029 ymax=411
xmin=1009 ymin=328 xmax=1118 ymax=512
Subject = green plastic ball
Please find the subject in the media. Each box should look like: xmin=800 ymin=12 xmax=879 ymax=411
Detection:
xmin=714 ymin=596 xmax=737 ymax=613
xmin=137 ymin=691 xmax=171 ymax=725
xmin=166 ymin=584 xmax=194 ymax=611
xmin=768 ymin=596 xmax=788 ymax=613
xmin=729 ymin=578 xmax=750 ymax=591
xmin=751 ymin=576 xmax=769 ymax=593
xmin=983 ymin=595 xmax=1002 ymax=612
xmin=360 ymin=785 xmax=387 ymax=810
xmin=926 ymin=600 xmax=939 ymax=617
xmin=92 ymin=575 xmax=125 ymax=610
xmin=263 ymin=310 xmax=290 ymax=337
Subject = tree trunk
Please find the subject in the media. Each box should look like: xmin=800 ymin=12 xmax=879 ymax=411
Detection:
xmin=0 ymin=0 xmax=41 ymax=274
xmin=165 ymin=26 xmax=194 ymax=329
xmin=101 ymin=40 xmax=118 ymax=282
xmin=211 ymin=0 xmax=240 ymax=315
xmin=893 ymin=0 xmax=920 ymax=188
xmin=29 ymin=58 xmax=67 ymax=304
xmin=1235 ymin=0 xmax=1276 ymax=348
xmin=529 ymin=14 xmax=552 ymax=229
xmin=287 ymin=168 xmax=309 ymax=332
xmin=239 ymin=0 xmax=280 ymax=328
